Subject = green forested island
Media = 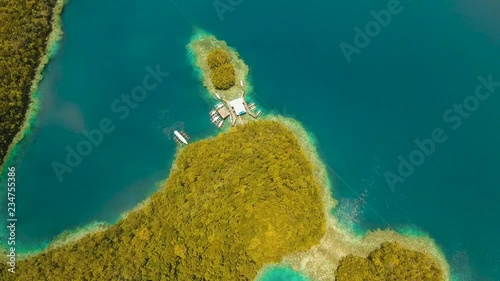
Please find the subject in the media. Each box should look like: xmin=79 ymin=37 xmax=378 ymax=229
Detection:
xmin=189 ymin=33 xmax=249 ymax=100
xmin=0 ymin=120 xmax=326 ymax=280
xmin=0 ymin=0 xmax=61 ymax=166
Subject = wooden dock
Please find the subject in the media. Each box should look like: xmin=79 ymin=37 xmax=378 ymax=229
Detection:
xmin=219 ymin=91 xmax=261 ymax=127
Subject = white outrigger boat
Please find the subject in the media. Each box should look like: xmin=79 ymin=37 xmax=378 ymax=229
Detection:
xmin=173 ymin=130 xmax=189 ymax=145
xmin=216 ymin=120 xmax=223 ymax=128
xmin=211 ymin=115 xmax=221 ymax=122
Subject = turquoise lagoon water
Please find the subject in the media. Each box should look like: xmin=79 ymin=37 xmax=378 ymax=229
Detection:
xmin=258 ymin=267 xmax=308 ymax=281
xmin=1 ymin=0 xmax=499 ymax=279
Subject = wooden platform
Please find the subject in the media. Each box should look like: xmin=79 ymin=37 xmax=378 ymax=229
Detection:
xmin=218 ymin=107 xmax=230 ymax=119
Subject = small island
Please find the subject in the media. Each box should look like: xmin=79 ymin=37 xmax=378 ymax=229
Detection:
xmin=188 ymin=32 xmax=261 ymax=128
xmin=188 ymin=32 xmax=250 ymax=100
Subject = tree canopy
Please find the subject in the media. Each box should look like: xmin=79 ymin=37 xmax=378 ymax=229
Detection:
xmin=210 ymin=63 xmax=236 ymax=90
xmin=207 ymin=49 xmax=236 ymax=90
xmin=207 ymin=48 xmax=231 ymax=69
xmin=0 ymin=0 xmax=58 ymax=165
xmin=0 ymin=120 xmax=326 ymax=280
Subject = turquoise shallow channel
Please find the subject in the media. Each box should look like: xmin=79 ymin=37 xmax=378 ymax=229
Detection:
xmin=258 ymin=267 xmax=309 ymax=281
xmin=1 ymin=0 xmax=499 ymax=280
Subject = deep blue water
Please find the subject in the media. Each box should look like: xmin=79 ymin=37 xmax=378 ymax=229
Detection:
xmin=1 ymin=0 xmax=499 ymax=279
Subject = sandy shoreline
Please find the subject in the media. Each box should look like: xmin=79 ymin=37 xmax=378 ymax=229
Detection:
xmin=0 ymin=0 xmax=66 ymax=178
xmin=13 ymin=221 xmax=109 ymax=261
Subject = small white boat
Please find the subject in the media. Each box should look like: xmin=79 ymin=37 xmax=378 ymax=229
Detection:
xmin=217 ymin=120 xmax=223 ymax=128
xmin=215 ymin=103 xmax=224 ymax=109
xmin=173 ymin=130 xmax=188 ymax=145
xmin=240 ymin=80 xmax=244 ymax=87
xmin=215 ymin=93 xmax=221 ymax=100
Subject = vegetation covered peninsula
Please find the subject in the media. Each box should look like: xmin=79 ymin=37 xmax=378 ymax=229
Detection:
xmin=0 ymin=0 xmax=63 ymax=167
xmin=0 ymin=120 xmax=326 ymax=280
xmin=256 ymin=118 xmax=450 ymax=281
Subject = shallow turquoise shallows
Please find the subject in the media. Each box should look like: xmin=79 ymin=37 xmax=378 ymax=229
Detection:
xmin=1 ymin=0 xmax=499 ymax=280
xmin=258 ymin=267 xmax=309 ymax=281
